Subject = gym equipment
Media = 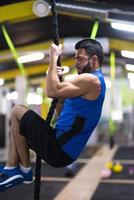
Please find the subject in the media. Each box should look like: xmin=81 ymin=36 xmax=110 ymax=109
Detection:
xmin=128 ymin=166 xmax=134 ymax=176
xmin=100 ymin=168 xmax=112 ymax=179
xmin=34 ymin=1 xmax=61 ymax=200
xmin=105 ymin=161 xmax=113 ymax=170
xmin=113 ymin=162 xmax=123 ymax=173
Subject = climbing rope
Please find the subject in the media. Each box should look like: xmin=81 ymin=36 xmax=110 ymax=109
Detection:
xmin=34 ymin=0 xmax=61 ymax=199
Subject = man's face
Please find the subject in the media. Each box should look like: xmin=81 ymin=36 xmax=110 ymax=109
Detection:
xmin=75 ymin=48 xmax=92 ymax=74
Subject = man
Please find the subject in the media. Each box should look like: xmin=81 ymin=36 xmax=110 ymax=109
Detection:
xmin=0 ymin=38 xmax=106 ymax=192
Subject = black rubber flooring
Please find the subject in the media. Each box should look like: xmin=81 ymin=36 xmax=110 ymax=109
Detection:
xmin=0 ymin=181 xmax=67 ymax=200
xmin=0 ymin=163 xmax=84 ymax=200
xmin=109 ymin=164 xmax=134 ymax=180
xmin=91 ymin=182 xmax=134 ymax=200
xmin=0 ymin=146 xmax=98 ymax=200
xmin=32 ymin=162 xmax=85 ymax=177
xmin=91 ymin=146 xmax=134 ymax=200
xmin=113 ymin=146 xmax=134 ymax=160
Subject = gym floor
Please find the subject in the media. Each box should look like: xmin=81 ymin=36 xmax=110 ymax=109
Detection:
xmin=1 ymin=145 xmax=134 ymax=200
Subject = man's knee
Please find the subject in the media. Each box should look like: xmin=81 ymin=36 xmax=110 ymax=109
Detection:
xmin=11 ymin=105 xmax=29 ymax=121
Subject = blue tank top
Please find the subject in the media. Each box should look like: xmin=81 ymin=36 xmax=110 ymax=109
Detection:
xmin=55 ymin=69 xmax=106 ymax=160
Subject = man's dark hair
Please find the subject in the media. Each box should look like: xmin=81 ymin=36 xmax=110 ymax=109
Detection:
xmin=75 ymin=38 xmax=104 ymax=67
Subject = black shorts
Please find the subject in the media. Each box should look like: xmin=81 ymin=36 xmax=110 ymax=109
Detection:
xmin=19 ymin=110 xmax=73 ymax=168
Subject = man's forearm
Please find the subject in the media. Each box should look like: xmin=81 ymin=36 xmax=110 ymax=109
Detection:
xmin=46 ymin=56 xmax=60 ymax=97
xmin=46 ymin=43 xmax=63 ymax=97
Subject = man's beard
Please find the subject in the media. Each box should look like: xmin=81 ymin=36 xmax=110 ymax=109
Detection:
xmin=77 ymin=62 xmax=92 ymax=74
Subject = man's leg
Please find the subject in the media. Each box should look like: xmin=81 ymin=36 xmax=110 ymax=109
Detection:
xmin=0 ymin=105 xmax=33 ymax=193
xmin=5 ymin=127 xmax=19 ymax=167
xmin=6 ymin=105 xmax=30 ymax=168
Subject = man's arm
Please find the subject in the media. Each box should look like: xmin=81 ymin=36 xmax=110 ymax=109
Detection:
xmin=46 ymin=43 xmax=62 ymax=97
xmin=46 ymin=43 xmax=100 ymax=99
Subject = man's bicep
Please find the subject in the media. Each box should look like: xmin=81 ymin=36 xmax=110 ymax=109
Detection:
xmin=48 ymin=74 xmax=91 ymax=98
xmin=56 ymin=82 xmax=83 ymax=98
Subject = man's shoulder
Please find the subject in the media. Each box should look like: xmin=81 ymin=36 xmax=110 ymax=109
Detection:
xmin=76 ymin=73 xmax=94 ymax=79
xmin=77 ymin=73 xmax=99 ymax=83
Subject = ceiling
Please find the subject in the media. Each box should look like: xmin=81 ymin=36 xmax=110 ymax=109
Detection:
xmin=0 ymin=0 xmax=134 ymax=87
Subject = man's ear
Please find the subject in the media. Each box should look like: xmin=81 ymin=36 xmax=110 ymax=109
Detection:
xmin=92 ymin=55 xmax=98 ymax=64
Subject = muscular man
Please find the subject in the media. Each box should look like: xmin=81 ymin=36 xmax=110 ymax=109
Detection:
xmin=0 ymin=38 xmax=106 ymax=192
